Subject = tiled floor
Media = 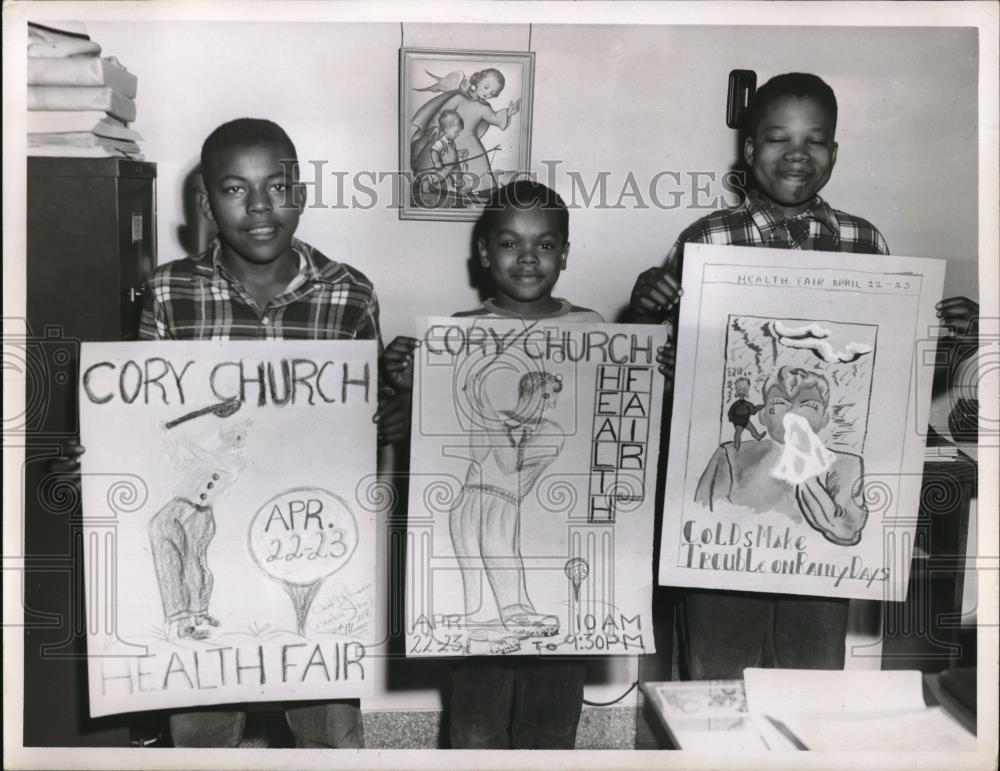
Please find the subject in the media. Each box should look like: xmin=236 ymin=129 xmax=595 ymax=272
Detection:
xmin=232 ymin=705 xmax=639 ymax=749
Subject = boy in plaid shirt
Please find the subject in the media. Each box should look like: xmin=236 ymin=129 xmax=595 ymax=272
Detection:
xmin=138 ymin=117 xmax=405 ymax=747
xmin=632 ymin=73 xmax=887 ymax=329
xmin=141 ymin=121 xmax=381 ymax=343
xmin=632 ymin=73 xmax=887 ymax=679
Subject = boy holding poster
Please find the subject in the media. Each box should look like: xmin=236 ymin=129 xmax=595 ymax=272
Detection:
xmin=385 ymin=181 xmax=666 ymax=748
xmin=132 ymin=118 xmax=404 ymax=747
xmin=629 ymin=73 xmax=976 ymax=679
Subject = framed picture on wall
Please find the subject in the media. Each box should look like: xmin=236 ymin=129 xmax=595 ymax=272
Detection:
xmin=399 ymin=47 xmax=535 ymax=221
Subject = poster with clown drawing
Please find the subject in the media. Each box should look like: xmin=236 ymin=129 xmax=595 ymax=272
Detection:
xmin=659 ymin=244 xmax=945 ymax=601
xmin=79 ymin=340 xmax=380 ymax=717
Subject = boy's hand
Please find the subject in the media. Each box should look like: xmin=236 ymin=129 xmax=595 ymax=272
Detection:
xmin=656 ymin=345 xmax=676 ymax=378
xmin=656 ymin=345 xmax=677 ymax=400
xmin=51 ymin=441 xmax=85 ymax=473
xmin=630 ymin=267 xmax=682 ymax=322
xmin=374 ymin=391 xmax=411 ymax=446
xmin=382 ymin=336 xmax=420 ymax=391
xmin=936 ymin=296 xmax=979 ymax=345
xmin=49 ymin=442 xmax=86 ymax=501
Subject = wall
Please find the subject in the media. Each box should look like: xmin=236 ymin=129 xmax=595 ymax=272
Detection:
xmin=87 ymin=21 xmax=979 ymax=345
xmin=82 ymin=20 xmax=980 ymax=710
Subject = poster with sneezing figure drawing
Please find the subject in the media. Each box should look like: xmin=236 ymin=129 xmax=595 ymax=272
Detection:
xmin=407 ymin=318 xmax=666 ymax=656
xmin=659 ymin=244 xmax=945 ymax=601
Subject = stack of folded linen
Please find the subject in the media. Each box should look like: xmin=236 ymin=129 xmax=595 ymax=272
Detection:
xmin=28 ymin=22 xmax=143 ymax=159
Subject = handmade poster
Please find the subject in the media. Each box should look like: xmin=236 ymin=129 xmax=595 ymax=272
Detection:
xmin=79 ymin=340 xmax=378 ymax=716
xmin=659 ymin=244 xmax=946 ymax=601
xmin=406 ymin=317 xmax=666 ymax=656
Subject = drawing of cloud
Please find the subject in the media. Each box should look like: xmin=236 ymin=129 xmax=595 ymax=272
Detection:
xmin=773 ymin=321 xmax=873 ymax=364
xmin=772 ymin=321 xmax=831 ymax=341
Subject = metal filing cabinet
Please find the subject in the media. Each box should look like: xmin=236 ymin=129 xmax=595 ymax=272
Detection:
xmin=23 ymin=157 xmax=156 ymax=746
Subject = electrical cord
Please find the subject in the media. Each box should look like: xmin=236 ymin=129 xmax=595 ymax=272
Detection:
xmin=583 ymin=680 xmax=639 ymax=707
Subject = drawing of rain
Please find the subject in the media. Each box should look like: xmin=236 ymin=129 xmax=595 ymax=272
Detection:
xmin=719 ymin=316 xmax=878 ymax=454
xmin=692 ymin=316 xmax=877 ymax=545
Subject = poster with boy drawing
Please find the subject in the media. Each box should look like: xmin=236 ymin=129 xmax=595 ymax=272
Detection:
xmin=79 ymin=340 xmax=378 ymax=716
xmin=659 ymin=244 xmax=945 ymax=601
xmin=399 ymin=47 xmax=534 ymax=221
xmin=407 ymin=317 xmax=666 ymax=656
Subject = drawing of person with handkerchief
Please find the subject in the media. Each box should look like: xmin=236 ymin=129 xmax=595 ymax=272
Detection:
xmin=695 ymin=366 xmax=868 ymax=546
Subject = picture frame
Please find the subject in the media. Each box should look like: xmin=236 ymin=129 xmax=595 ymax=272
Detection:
xmin=399 ymin=47 xmax=535 ymax=221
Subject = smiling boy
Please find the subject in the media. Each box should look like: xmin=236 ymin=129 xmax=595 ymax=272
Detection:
xmin=448 ymin=182 xmax=599 ymax=748
xmin=455 ymin=183 xmax=599 ymax=320
xmin=383 ymin=181 xmax=610 ymax=749
xmin=630 ymin=73 xmax=887 ymax=326
xmin=139 ymin=118 xmax=405 ymax=748
xmin=628 ymin=74 xmax=890 ymax=680
xmin=143 ymin=120 xmax=386 ymax=344
xmin=197 ymin=135 xmax=301 ymax=308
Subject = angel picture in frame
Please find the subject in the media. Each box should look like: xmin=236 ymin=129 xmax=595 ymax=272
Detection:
xmin=400 ymin=48 xmax=534 ymax=220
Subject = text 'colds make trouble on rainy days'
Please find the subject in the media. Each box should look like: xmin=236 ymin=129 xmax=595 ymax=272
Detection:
xmin=81 ymin=357 xmax=372 ymax=407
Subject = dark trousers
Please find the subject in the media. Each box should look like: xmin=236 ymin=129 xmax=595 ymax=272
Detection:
xmin=678 ymin=589 xmax=849 ymax=680
xmin=168 ymin=700 xmax=362 ymax=748
xmin=450 ymin=658 xmax=586 ymax=749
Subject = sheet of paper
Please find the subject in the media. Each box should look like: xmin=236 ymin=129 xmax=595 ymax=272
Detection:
xmin=659 ymin=244 xmax=946 ymax=601
xmin=745 ymin=668 xmax=927 ymax=715
xmin=79 ymin=340 xmax=379 ymax=716
xmin=674 ymin=723 xmax=769 ymax=752
xmin=406 ymin=317 xmax=666 ymax=656
xmin=785 ymin=706 xmax=977 ymax=751
xmin=744 ymin=668 xmax=974 ymax=751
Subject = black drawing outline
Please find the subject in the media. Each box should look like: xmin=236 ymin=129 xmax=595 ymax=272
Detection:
xmin=695 ymin=364 xmax=870 ymax=546
xmin=148 ymin=413 xmax=250 ymax=641
xmin=449 ymin=356 xmax=566 ymax=654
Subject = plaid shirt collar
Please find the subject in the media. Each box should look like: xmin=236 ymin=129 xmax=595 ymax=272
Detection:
xmin=191 ymin=237 xmax=342 ymax=309
xmin=744 ymin=189 xmax=840 ymax=241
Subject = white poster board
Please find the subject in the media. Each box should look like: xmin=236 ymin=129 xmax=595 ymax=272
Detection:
xmin=79 ymin=340 xmax=378 ymax=717
xmin=659 ymin=244 xmax=946 ymax=601
xmin=406 ymin=317 xmax=666 ymax=656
